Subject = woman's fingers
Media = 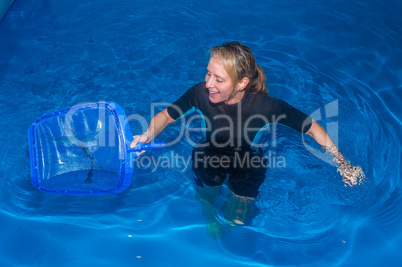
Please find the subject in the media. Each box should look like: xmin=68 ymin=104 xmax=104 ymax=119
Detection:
xmin=130 ymin=134 xmax=148 ymax=149
xmin=130 ymin=134 xmax=150 ymax=157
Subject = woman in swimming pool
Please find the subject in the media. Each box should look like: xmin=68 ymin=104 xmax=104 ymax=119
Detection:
xmin=130 ymin=41 xmax=364 ymax=238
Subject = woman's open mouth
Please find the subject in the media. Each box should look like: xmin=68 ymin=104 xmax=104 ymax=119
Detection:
xmin=208 ymin=90 xmax=219 ymax=97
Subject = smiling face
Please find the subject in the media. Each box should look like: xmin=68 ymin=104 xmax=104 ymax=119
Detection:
xmin=205 ymin=55 xmax=245 ymax=104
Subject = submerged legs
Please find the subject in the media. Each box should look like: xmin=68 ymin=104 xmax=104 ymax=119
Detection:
xmin=192 ymin=145 xmax=264 ymax=238
xmin=195 ymin=184 xmax=224 ymax=239
xmin=222 ymin=190 xmax=255 ymax=226
xmin=196 ymin=184 xmax=256 ymax=239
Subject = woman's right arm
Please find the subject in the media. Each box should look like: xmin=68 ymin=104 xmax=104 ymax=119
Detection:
xmin=130 ymin=108 xmax=176 ymax=153
xmin=131 ymin=83 xmax=200 ymax=152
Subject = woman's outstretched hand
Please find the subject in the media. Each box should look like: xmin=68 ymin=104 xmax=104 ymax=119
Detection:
xmin=325 ymin=146 xmax=365 ymax=186
xmin=340 ymin=163 xmax=365 ymax=186
xmin=130 ymin=133 xmax=151 ymax=156
xmin=305 ymin=121 xmax=365 ymax=187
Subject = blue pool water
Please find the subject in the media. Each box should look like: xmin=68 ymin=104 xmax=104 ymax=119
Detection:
xmin=0 ymin=0 xmax=401 ymax=266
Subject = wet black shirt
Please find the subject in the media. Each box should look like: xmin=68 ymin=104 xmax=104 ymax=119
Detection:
xmin=167 ymin=82 xmax=312 ymax=148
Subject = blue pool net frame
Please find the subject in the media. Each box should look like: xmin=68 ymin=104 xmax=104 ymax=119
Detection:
xmin=28 ymin=102 xmax=135 ymax=195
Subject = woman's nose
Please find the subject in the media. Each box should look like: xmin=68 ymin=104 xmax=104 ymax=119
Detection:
xmin=205 ymin=77 xmax=214 ymax=88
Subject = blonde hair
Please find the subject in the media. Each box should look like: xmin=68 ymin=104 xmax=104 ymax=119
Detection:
xmin=210 ymin=42 xmax=268 ymax=98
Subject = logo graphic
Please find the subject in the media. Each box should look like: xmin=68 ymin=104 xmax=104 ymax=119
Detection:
xmin=302 ymin=99 xmax=339 ymax=166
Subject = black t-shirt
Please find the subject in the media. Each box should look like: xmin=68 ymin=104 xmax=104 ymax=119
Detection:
xmin=167 ymin=82 xmax=312 ymax=148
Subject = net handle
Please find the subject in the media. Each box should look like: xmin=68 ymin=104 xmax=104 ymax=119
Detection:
xmin=127 ymin=142 xmax=165 ymax=152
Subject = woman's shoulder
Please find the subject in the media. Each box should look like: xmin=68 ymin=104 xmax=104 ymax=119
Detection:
xmin=259 ymin=93 xmax=289 ymax=105
xmin=175 ymin=81 xmax=206 ymax=99
xmin=193 ymin=81 xmax=207 ymax=92
xmin=247 ymin=93 xmax=292 ymax=113
xmin=182 ymin=81 xmax=206 ymax=96
xmin=248 ymin=92 xmax=278 ymax=104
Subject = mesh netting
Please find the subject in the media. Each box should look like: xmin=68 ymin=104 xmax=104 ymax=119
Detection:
xmin=29 ymin=102 xmax=134 ymax=195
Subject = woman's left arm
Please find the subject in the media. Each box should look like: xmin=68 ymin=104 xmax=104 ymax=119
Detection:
xmin=305 ymin=120 xmax=337 ymax=149
xmin=305 ymin=120 xmax=365 ymax=186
